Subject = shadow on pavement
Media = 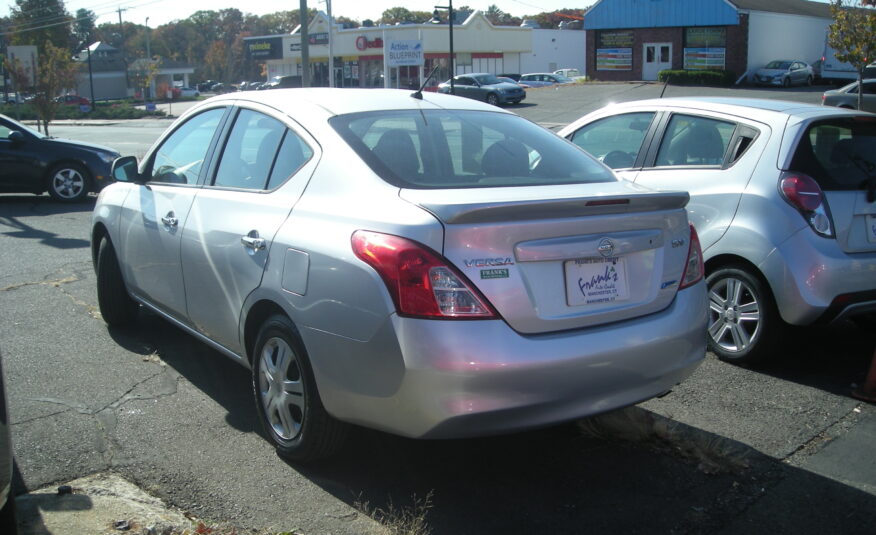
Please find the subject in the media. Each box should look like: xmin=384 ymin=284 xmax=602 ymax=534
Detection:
xmin=0 ymin=195 xmax=94 ymax=250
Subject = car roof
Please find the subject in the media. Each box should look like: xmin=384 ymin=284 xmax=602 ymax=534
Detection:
xmin=194 ymin=88 xmax=512 ymax=118
xmin=602 ymin=97 xmax=867 ymax=120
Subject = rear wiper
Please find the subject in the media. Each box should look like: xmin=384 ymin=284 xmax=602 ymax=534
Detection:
xmin=850 ymin=155 xmax=876 ymax=203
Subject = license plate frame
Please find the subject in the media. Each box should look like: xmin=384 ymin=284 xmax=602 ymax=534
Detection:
xmin=565 ymin=257 xmax=630 ymax=307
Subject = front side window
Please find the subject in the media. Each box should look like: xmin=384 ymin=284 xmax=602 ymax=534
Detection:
xmin=331 ymin=110 xmax=615 ymax=189
xmin=655 ymin=114 xmax=735 ymax=167
xmin=149 ymin=108 xmax=225 ymax=184
xmin=569 ymin=112 xmax=656 ymax=169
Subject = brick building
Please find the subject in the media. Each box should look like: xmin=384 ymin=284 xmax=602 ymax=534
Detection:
xmin=583 ymin=0 xmax=832 ymax=82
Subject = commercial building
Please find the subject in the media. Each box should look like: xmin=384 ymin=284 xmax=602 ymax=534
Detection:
xmin=583 ymin=0 xmax=832 ymax=82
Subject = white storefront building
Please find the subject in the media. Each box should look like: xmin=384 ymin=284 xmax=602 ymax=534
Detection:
xmin=244 ymin=11 xmax=586 ymax=88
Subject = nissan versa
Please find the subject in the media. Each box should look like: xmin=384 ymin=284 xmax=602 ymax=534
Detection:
xmin=92 ymin=88 xmax=707 ymax=461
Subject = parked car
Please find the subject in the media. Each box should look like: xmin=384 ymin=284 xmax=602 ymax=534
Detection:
xmin=55 ymin=94 xmax=90 ymax=106
xmin=177 ymin=87 xmax=200 ymax=98
xmin=519 ymin=73 xmax=575 ymax=87
xmin=822 ymin=79 xmax=876 ymax=113
xmin=437 ymin=73 xmax=526 ymax=105
xmin=0 ymin=113 xmax=119 ymax=202
xmin=497 ymin=73 xmax=521 ymax=82
xmin=93 ymin=88 xmax=706 ymax=461
xmin=753 ymin=60 xmax=814 ymax=87
xmin=554 ymin=68 xmax=581 ymax=78
xmin=196 ymin=80 xmax=216 ymax=92
xmin=560 ymin=98 xmax=876 ymax=364
xmin=497 ymin=76 xmax=530 ymax=88
xmin=0 ymin=349 xmax=17 ymax=535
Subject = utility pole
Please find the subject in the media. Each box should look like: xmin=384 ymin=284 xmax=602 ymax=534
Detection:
xmin=299 ymin=0 xmax=310 ymax=87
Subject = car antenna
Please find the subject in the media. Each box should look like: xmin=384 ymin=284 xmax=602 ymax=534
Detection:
xmin=411 ymin=66 xmax=441 ymax=100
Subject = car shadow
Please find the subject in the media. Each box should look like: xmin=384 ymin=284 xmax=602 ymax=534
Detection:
xmin=0 ymin=195 xmax=94 ymax=250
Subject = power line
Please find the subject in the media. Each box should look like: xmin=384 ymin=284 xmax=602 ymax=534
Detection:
xmin=1 ymin=0 xmax=166 ymax=37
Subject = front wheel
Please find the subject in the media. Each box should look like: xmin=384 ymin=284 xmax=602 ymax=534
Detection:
xmin=706 ymin=266 xmax=783 ymax=365
xmin=96 ymin=237 xmax=139 ymax=326
xmin=485 ymin=93 xmax=499 ymax=106
xmin=47 ymin=163 xmax=91 ymax=202
xmin=782 ymin=77 xmax=791 ymax=88
xmin=252 ymin=315 xmax=348 ymax=462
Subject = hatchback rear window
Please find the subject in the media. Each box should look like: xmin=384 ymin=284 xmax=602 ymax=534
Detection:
xmin=330 ymin=110 xmax=615 ymax=189
xmin=790 ymin=117 xmax=876 ymax=191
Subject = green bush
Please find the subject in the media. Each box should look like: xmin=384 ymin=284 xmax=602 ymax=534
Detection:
xmin=657 ymin=69 xmax=736 ymax=86
xmin=0 ymin=101 xmax=166 ymax=121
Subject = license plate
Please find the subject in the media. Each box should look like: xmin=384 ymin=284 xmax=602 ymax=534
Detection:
xmin=867 ymin=215 xmax=876 ymax=244
xmin=565 ymin=257 xmax=630 ymax=306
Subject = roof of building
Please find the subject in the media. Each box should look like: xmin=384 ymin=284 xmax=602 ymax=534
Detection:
xmin=729 ymin=0 xmax=831 ymax=18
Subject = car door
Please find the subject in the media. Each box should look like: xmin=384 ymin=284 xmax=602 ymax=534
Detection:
xmin=180 ymin=106 xmax=317 ymax=353
xmin=566 ymin=111 xmax=658 ymax=182
xmin=862 ymin=81 xmax=876 ymax=113
xmin=118 ymin=106 xmax=228 ymax=319
xmin=633 ymin=112 xmax=766 ymax=251
xmin=454 ymin=76 xmax=479 ymax=100
xmin=0 ymin=118 xmax=41 ymax=192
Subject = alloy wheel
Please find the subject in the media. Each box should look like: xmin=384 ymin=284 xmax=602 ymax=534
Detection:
xmin=51 ymin=167 xmax=86 ymax=200
xmin=258 ymin=336 xmax=305 ymax=440
xmin=708 ymin=276 xmax=761 ymax=354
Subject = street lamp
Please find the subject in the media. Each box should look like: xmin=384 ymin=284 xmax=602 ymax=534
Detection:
xmin=76 ymin=41 xmax=96 ymax=107
xmin=431 ymin=0 xmax=454 ymax=95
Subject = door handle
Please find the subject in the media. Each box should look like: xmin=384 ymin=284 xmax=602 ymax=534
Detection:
xmin=161 ymin=212 xmax=178 ymax=228
xmin=241 ymin=230 xmax=266 ymax=253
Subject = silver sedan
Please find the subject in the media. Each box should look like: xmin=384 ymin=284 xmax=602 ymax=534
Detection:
xmin=92 ymin=88 xmax=706 ymax=461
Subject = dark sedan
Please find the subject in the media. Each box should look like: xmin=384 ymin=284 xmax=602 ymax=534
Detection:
xmin=0 ymin=114 xmax=119 ymax=202
xmin=437 ymin=73 xmax=526 ymax=106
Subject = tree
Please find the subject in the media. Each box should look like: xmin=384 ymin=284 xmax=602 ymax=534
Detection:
xmin=73 ymin=8 xmax=96 ymax=44
xmin=30 ymin=41 xmax=78 ymax=135
xmin=829 ymin=0 xmax=876 ymax=110
xmin=8 ymin=0 xmax=72 ymax=50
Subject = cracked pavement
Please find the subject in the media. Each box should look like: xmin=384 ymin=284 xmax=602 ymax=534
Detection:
xmin=2 ymin=83 xmax=876 ymax=534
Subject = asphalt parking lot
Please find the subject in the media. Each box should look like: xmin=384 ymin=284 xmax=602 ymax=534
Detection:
xmin=2 ymin=82 xmax=875 ymax=534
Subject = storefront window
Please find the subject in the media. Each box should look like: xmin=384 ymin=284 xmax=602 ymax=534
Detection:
xmin=684 ymin=27 xmax=726 ymax=70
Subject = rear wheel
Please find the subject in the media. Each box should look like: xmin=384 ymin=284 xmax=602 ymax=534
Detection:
xmin=782 ymin=77 xmax=791 ymax=88
xmin=485 ymin=93 xmax=499 ymax=106
xmin=47 ymin=163 xmax=91 ymax=202
xmin=706 ymin=266 xmax=782 ymax=365
xmin=96 ymin=237 xmax=139 ymax=326
xmin=252 ymin=315 xmax=348 ymax=462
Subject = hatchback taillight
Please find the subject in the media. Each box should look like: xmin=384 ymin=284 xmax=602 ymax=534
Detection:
xmin=679 ymin=224 xmax=704 ymax=290
xmin=352 ymin=230 xmax=498 ymax=319
xmin=779 ymin=172 xmax=834 ymax=238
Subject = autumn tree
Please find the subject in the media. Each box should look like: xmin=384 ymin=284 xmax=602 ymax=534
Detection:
xmin=828 ymin=0 xmax=876 ymax=110
xmin=7 ymin=0 xmax=73 ymax=50
xmin=72 ymin=8 xmax=96 ymax=45
xmin=30 ymin=41 xmax=78 ymax=134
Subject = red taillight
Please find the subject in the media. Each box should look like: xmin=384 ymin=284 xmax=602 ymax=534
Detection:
xmin=679 ymin=224 xmax=704 ymax=290
xmin=351 ymin=230 xmax=497 ymax=319
xmin=779 ymin=172 xmax=834 ymax=237
xmin=781 ymin=174 xmax=823 ymax=211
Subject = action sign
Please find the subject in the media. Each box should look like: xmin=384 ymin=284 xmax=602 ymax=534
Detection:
xmin=386 ymin=40 xmax=424 ymax=67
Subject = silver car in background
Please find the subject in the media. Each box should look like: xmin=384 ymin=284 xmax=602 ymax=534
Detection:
xmin=561 ymin=98 xmax=876 ymax=365
xmin=822 ymin=79 xmax=876 ymax=113
xmin=753 ymin=60 xmax=814 ymax=87
xmin=92 ymin=89 xmax=706 ymax=461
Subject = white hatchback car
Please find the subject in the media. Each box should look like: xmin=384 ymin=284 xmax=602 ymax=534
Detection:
xmin=561 ymin=98 xmax=876 ymax=365
xmin=93 ymin=89 xmax=706 ymax=461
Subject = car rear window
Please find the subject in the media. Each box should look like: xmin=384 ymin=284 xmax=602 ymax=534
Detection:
xmin=330 ymin=110 xmax=615 ymax=189
xmin=789 ymin=117 xmax=876 ymax=191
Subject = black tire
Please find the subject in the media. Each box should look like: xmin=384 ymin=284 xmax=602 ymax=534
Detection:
xmin=485 ymin=93 xmax=499 ymax=106
xmin=0 ymin=494 xmax=18 ymax=535
xmin=252 ymin=315 xmax=348 ymax=462
xmin=782 ymin=77 xmax=791 ymax=88
xmin=96 ymin=238 xmax=138 ymax=326
xmin=806 ymin=75 xmax=813 ymax=86
xmin=706 ymin=266 xmax=783 ymax=365
xmin=47 ymin=163 xmax=91 ymax=202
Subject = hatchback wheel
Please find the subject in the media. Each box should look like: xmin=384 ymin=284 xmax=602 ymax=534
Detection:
xmin=252 ymin=315 xmax=348 ymax=462
xmin=485 ymin=93 xmax=499 ymax=106
xmin=47 ymin=163 xmax=90 ymax=202
xmin=96 ymin=237 xmax=139 ymax=326
xmin=706 ymin=266 xmax=781 ymax=365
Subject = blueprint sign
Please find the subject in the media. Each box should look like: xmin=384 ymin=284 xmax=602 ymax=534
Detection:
xmin=386 ymin=40 xmax=424 ymax=67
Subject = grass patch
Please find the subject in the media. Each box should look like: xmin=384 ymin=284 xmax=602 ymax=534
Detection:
xmin=355 ymin=491 xmax=434 ymax=535
xmin=1 ymin=100 xmax=167 ymax=120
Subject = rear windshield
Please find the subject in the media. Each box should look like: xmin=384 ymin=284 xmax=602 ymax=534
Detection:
xmin=789 ymin=117 xmax=876 ymax=191
xmin=330 ymin=109 xmax=615 ymax=189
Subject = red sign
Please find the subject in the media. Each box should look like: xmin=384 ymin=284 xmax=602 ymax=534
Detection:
xmin=355 ymin=36 xmax=384 ymax=51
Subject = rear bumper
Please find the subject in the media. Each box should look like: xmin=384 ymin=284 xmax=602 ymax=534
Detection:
xmin=306 ymin=282 xmax=707 ymax=439
xmin=760 ymin=228 xmax=876 ymax=325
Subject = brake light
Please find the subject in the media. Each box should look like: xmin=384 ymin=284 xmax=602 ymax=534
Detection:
xmin=779 ymin=172 xmax=834 ymax=237
xmin=351 ymin=230 xmax=497 ymax=319
xmin=679 ymin=224 xmax=704 ymax=290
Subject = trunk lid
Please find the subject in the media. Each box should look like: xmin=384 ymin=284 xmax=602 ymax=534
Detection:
xmin=401 ymin=181 xmax=693 ymax=334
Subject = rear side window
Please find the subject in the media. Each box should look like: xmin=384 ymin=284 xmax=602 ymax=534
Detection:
xmin=569 ymin=112 xmax=655 ymax=169
xmin=655 ymin=114 xmax=736 ymax=167
xmin=330 ymin=110 xmax=615 ymax=189
xmin=791 ymin=117 xmax=876 ymax=190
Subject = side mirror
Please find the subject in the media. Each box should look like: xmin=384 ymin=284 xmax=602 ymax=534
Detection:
xmin=111 ymin=155 xmax=144 ymax=183
xmin=8 ymin=130 xmax=24 ymax=143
